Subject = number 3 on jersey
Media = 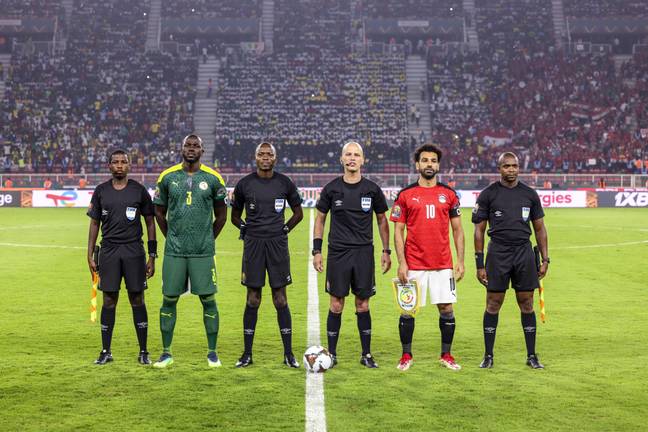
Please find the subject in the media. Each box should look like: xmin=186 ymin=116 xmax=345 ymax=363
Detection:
xmin=426 ymin=204 xmax=435 ymax=219
xmin=186 ymin=191 xmax=192 ymax=206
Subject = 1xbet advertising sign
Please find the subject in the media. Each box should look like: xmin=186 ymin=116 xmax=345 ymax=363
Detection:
xmin=597 ymin=191 xmax=648 ymax=208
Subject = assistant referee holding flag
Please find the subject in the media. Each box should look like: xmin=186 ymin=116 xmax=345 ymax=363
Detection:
xmin=472 ymin=152 xmax=549 ymax=369
xmin=87 ymin=149 xmax=157 ymax=365
xmin=231 ymin=141 xmax=304 ymax=368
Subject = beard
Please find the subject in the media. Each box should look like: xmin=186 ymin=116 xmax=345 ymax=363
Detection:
xmin=419 ymin=168 xmax=437 ymax=180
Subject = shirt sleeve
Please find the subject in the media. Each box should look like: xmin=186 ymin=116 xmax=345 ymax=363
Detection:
xmin=153 ymin=175 xmax=168 ymax=207
xmin=373 ymin=184 xmax=389 ymax=214
xmin=471 ymin=189 xmax=490 ymax=223
xmin=286 ymin=178 xmax=302 ymax=207
xmin=390 ymin=191 xmax=407 ymax=223
xmin=449 ymin=191 xmax=461 ymax=218
xmin=140 ymin=185 xmax=154 ymax=216
xmin=315 ymin=184 xmax=331 ymax=214
xmin=87 ymin=186 xmax=101 ymax=220
xmin=231 ymin=180 xmax=245 ymax=210
xmin=213 ymin=178 xmax=227 ymax=203
xmin=529 ymin=190 xmax=545 ymax=220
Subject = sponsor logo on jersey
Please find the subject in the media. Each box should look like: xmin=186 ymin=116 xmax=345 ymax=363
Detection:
xmin=275 ymin=199 xmax=285 ymax=213
xmin=361 ymin=197 xmax=372 ymax=212
xmin=126 ymin=207 xmax=137 ymax=221
xmin=411 ymin=197 xmax=420 ymax=203
xmin=392 ymin=204 xmax=401 ymax=219
xmin=438 ymin=194 xmax=447 ymax=204
xmin=472 ymin=203 xmax=479 ymax=214
xmin=199 ymin=181 xmax=208 ymax=191
xmin=495 ymin=210 xmax=503 ymax=217
xmin=334 ymin=199 xmax=343 ymax=207
xmin=522 ymin=207 xmax=530 ymax=221
xmin=102 ymin=209 xmax=109 ymax=216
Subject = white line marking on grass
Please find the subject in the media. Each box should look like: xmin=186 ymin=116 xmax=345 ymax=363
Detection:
xmin=305 ymin=208 xmax=326 ymax=432
xmin=0 ymin=242 xmax=85 ymax=250
xmin=553 ymin=240 xmax=648 ymax=250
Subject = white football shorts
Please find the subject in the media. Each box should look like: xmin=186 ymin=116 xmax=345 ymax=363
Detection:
xmin=408 ymin=269 xmax=457 ymax=306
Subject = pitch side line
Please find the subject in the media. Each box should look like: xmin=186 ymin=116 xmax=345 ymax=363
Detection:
xmin=552 ymin=240 xmax=648 ymax=250
xmin=0 ymin=242 xmax=85 ymax=250
xmin=305 ymin=209 xmax=326 ymax=432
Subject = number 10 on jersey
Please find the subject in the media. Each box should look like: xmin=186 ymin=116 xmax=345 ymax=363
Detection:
xmin=426 ymin=204 xmax=435 ymax=219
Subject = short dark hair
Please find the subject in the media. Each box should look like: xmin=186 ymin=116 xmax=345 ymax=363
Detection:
xmin=497 ymin=152 xmax=518 ymax=167
xmin=414 ymin=144 xmax=442 ymax=162
xmin=109 ymin=148 xmax=129 ymax=163
xmin=183 ymin=134 xmax=203 ymax=146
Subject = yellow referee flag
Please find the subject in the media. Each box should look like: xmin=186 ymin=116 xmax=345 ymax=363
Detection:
xmin=90 ymin=272 xmax=99 ymax=323
xmin=538 ymin=280 xmax=546 ymax=323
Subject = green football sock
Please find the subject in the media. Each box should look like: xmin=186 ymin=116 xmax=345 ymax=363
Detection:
xmin=200 ymin=294 xmax=219 ymax=352
xmin=160 ymin=295 xmax=179 ymax=352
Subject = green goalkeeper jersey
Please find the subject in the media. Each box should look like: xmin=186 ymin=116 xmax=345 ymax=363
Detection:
xmin=154 ymin=163 xmax=227 ymax=257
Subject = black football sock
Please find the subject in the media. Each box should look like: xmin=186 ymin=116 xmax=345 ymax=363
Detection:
xmin=276 ymin=305 xmax=293 ymax=355
xmin=483 ymin=311 xmax=499 ymax=356
xmin=100 ymin=306 xmax=116 ymax=352
xmin=243 ymin=304 xmax=259 ymax=354
xmin=439 ymin=312 xmax=456 ymax=355
xmin=327 ymin=311 xmax=342 ymax=355
xmin=356 ymin=311 xmax=372 ymax=356
xmin=521 ymin=312 xmax=537 ymax=356
xmin=399 ymin=315 xmax=415 ymax=355
xmin=131 ymin=304 xmax=148 ymax=352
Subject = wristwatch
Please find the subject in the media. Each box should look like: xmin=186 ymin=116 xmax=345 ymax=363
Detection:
xmin=542 ymin=257 xmax=550 ymax=264
xmin=311 ymin=249 xmax=321 ymax=256
xmin=148 ymin=253 xmax=158 ymax=258
xmin=383 ymin=249 xmax=392 ymax=255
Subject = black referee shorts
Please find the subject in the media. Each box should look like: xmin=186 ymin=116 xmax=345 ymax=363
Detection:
xmin=485 ymin=241 xmax=539 ymax=292
xmin=98 ymin=242 xmax=147 ymax=293
xmin=241 ymin=235 xmax=292 ymax=289
xmin=326 ymin=245 xmax=376 ymax=299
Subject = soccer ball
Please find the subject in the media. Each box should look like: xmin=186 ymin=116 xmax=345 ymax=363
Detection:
xmin=303 ymin=345 xmax=333 ymax=373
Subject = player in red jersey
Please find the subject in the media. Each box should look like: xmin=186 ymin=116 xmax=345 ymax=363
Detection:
xmin=390 ymin=144 xmax=465 ymax=371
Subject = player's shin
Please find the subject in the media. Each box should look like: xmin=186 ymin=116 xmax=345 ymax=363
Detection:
xmin=276 ymin=305 xmax=293 ymax=354
xmin=160 ymin=295 xmax=179 ymax=352
xmin=243 ymin=304 xmax=259 ymax=354
xmin=327 ymin=311 xmax=342 ymax=356
xmin=399 ymin=315 xmax=415 ymax=355
xmin=356 ymin=311 xmax=372 ymax=355
xmin=483 ymin=311 xmax=499 ymax=356
xmin=521 ymin=312 xmax=537 ymax=356
xmin=132 ymin=304 xmax=148 ymax=352
xmin=439 ymin=312 xmax=456 ymax=354
xmin=200 ymin=294 xmax=219 ymax=351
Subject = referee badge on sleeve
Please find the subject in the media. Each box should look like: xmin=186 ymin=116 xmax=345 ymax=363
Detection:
xmin=361 ymin=197 xmax=372 ymax=213
xmin=522 ymin=206 xmax=530 ymax=221
xmin=125 ymin=207 xmax=137 ymax=221
xmin=275 ymin=199 xmax=285 ymax=213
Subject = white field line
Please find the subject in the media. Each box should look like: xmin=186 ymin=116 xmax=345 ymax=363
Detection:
xmin=552 ymin=240 xmax=648 ymax=250
xmin=0 ymin=242 xmax=85 ymax=250
xmin=305 ymin=208 xmax=326 ymax=432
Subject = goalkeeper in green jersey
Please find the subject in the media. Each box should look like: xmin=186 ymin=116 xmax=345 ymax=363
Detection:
xmin=152 ymin=134 xmax=228 ymax=368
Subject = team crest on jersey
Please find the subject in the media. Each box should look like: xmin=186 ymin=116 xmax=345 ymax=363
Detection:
xmin=392 ymin=205 xmax=401 ymax=219
xmin=154 ymin=187 xmax=160 ymax=199
xmin=361 ymin=197 xmax=372 ymax=212
xmin=522 ymin=207 xmax=530 ymax=221
xmin=438 ymin=194 xmax=447 ymax=204
xmin=275 ymin=199 xmax=285 ymax=213
xmin=199 ymin=181 xmax=208 ymax=191
xmin=125 ymin=207 xmax=137 ymax=221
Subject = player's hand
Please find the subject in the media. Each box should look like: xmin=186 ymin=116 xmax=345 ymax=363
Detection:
xmin=381 ymin=253 xmax=392 ymax=274
xmin=476 ymin=268 xmax=488 ymax=287
xmin=454 ymin=262 xmax=465 ymax=282
xmin=146 ymin=257 xmax=155 ymax=278
xmin=313 ymin=253 xmax=324 ymax=273
xmin=397 ymin=263 xmax=409 ymax=284
xmin=88 ymin=256 xmax=97 ymax=276
xmin=538 ymin=262 xmax=548 ymax=280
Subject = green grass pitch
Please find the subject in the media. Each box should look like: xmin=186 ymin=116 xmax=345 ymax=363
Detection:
xmin=0 ymin=208 xmax=647 ymax=431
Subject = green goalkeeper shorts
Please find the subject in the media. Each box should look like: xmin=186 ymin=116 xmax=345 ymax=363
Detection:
xmin=162 ymin=255 xmax=218 ymax=296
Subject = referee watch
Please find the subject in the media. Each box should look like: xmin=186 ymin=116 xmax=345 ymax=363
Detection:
xmin=542 ymin=257 xmax=550 ymax=264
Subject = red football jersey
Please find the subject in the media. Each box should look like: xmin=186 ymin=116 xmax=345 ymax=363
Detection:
xmin=390 ymin=183 xmax=461 ymax=270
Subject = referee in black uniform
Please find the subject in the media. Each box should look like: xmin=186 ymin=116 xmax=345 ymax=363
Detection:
xmin=231 ymin=142 xmax=304 ymax=368
xmin=87 ymin=149 xmax=158 ymax=365
xmin=472 ymin=152 xmax=549 ymax=369
xmin=313 ymin=141 xmax=391 ymax=368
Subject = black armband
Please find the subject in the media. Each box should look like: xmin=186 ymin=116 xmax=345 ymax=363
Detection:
xmin=148 ymin=240 xmax=158 ymax=257
xmin=475 ymin=252 xmax=485 ymax=269
xmin=313 ymin=238 xmax=323 ymax=252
